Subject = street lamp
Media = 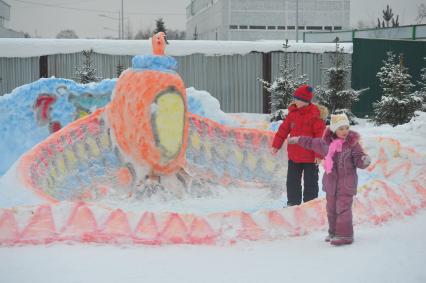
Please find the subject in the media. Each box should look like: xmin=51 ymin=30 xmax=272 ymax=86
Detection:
xmin=295 ymin=0 xmax=299 ymax=42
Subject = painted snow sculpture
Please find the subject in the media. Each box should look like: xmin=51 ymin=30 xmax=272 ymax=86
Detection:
xmin=15 ymin=32 xmax=285 ymax=202
xmin=1 ymin=34 xmax=426 ymax=246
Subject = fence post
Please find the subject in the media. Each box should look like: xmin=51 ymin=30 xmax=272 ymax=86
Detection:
xmin=412 ymin=25 xmax=417 ymax=40
xmin=262 ymin=52 xmax=272 ymax=114
xmin=39 ymin=56 xmax=48 ymax=78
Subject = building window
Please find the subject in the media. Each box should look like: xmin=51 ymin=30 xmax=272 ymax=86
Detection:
xmin=307 ymin=26 xmax=323 ymax=30
xmin=229 ymin=25 xmax=238 ymax=29
xmin=287 ymin=26 xmax=295 ymax=30
xmin=334 ymin=26 xmax=342 ymax=30
xmin=298 ymin=26 xmax=305 ymax=30
xmin=249 ymin=25 xmax=266 ymax=30
xmin=267 ymin=26 xmax=276 ymax=30
xmin=277 ymin=26 xmax=286 ymax=30
xmin=324 ymin=26 xmax=332 ymax=31
xmin=239 ymin=25 xmax=248 ymax=29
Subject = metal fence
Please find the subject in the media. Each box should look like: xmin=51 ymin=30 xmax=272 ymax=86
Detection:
xmin=1 ymin=51 xmax=351 ymax=113
xmin=304 ymin=24 xmax=426 ymax=43
xmin=0 ymin=57 xmax=39 ymax=96
xmin=352 ymin=38 xmax=426 ymax=117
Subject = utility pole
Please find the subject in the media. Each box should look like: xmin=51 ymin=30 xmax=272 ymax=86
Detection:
xmin=295 ymin=0 xmax=299 ymax=42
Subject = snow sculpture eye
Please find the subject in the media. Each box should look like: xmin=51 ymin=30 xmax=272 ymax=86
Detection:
xmin=151 ymin=88 xmax=186 ymax=164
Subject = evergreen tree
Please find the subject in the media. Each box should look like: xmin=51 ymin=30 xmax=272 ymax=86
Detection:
xmin=372 ymin=52 xmax=422 ymax=126
xmin=154 ymin=18 xmax=167 ymax=34
xmin=259 ymin=40 xmax=308 ymax=121
xmin=74 ymin=49 xmax=102 ymax=84
xmin=315 ymin=38 xmax=364 ymax=123
xmin=377 ymin=5 xmax=399 ymax=27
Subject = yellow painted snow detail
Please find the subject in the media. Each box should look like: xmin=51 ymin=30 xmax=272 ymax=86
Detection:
xmin=154 ymin=93 xmax=184 ymax=160
xmin=190 ymin=133 xmax=201 ymax=151
xmin=247 ymin=152 xmax=257 ymax=170
xmin=43 ymin=177 xmax=55 ymax=195
xmin=216 ymin=143 xmax=227 ymax=159
xmin=56 ymin=155 xmax=66 ymax=175
xmin=100 ymin=132 xmax=110 ymax=148
xmin=203 ymin=139 xmax=212 ymax=159
xmin=263 ymin=158 xmax=275 ymax=172
xmin=234 ymin=149 xmax=244 ymax=164
xmin=76 ymin=143 xmax=87 ymax=161
xmin=65 ymin=149 xmax=77 ymax=168
xmin=49 ymin=166 xmax=57 ymax=179
xmin=87 ymin=137 xmax=100 ymax=157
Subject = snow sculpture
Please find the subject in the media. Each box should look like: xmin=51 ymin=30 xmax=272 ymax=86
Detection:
xmin=15 ymin=32 xmax=285 ymax=202
xmin=1 ymin=34 xmax=425 ymax=246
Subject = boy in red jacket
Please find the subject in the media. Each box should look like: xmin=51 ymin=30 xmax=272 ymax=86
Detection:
xmin=271 ymin=85 xmax=326 ymax=206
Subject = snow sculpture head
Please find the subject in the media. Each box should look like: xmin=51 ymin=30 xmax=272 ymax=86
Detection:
xmin=151 ymin=32 xmax=168 ymax=56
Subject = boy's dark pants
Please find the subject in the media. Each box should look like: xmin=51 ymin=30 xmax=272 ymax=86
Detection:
xmin=286 ymin=160 xmax=319 ymax=205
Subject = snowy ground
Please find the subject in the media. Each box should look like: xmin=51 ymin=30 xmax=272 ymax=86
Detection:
xmin=1 ymin=112 xmax=426 ymax=283
xmin=0 ymin=210 xmax=425 ymax=283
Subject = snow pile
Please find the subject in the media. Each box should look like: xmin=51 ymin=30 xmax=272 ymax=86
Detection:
xmin=187 ymin=87 xmax=238 ymax=126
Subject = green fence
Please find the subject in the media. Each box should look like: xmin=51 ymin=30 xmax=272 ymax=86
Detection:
xmin=351 ymin=38 xmax=426 ymax=117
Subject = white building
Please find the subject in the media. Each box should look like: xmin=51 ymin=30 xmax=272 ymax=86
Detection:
xmin=185 ymin=0 xmax=350 ymax=41
xmin=0 ymin=1 xmax=25 ymax=38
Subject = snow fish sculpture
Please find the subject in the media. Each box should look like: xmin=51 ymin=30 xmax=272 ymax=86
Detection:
xmin=16 ymin=32 xmax=285 ymax=202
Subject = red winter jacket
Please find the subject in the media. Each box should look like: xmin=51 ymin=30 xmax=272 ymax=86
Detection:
xmin=272 ymin=103 xmax=325 ymax=163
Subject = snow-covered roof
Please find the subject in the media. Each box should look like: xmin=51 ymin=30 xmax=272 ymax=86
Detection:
xmin=0 ymin=38 xmax=352 ymax=58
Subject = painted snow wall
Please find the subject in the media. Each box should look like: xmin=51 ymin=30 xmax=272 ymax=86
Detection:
xmin=0 ymin=137 xmax=425 ymax=245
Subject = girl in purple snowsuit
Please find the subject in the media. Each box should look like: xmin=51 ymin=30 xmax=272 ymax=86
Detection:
xmin=288 ymin=113 xmax=371 ymax=246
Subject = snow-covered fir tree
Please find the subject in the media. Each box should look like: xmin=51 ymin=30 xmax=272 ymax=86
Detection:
xmin=415 ymin=57 xmax=426 ymax=111
xmin=315 ymin=38 xmax=364 ymax=123
xmin=373 ymin=52 xmax=422 ymax=126
xmin=75 ymin=49 xmax=102 ymax=84
xmin=259 ymin=40 xmax=307 ymax=121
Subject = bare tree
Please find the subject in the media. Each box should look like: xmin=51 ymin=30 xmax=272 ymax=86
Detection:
xmin=134 ymin=28 xmax=152 ymax=39
xmin=417 ymin=4 xmax=426 ymax=23
xmin=56 ymin=29 xmax=78 ymax=39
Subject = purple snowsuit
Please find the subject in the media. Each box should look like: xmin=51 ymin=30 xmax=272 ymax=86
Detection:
xmin=298 ymin=128 xmax=369 ymax=241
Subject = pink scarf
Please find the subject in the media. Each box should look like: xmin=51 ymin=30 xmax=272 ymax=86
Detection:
xmin=324 ymin=138 xmax=344 ymax=174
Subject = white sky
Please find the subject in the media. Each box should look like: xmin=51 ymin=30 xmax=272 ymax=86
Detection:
xmin=4 ymin=0 xmax=425 ymax=38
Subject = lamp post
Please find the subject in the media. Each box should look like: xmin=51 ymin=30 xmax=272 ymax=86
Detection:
xmin=295 ymin=0 xmax=299 ymax=42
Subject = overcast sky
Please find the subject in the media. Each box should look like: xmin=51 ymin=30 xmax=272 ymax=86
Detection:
xmin=5 ymin=0 xmax=425 ymax=38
